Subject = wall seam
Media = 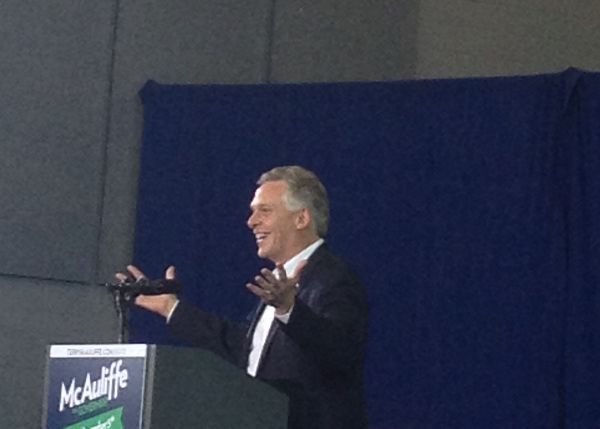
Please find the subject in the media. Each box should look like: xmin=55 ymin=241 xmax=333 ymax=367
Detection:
xmin=0 ymin=272 xmax=90 ymax=286
xmin=92 ymin=0 xmax=122 ymax=285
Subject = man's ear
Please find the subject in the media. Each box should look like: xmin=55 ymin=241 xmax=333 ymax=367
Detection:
xmin=295 ymin=208 xmax=312 ymax=230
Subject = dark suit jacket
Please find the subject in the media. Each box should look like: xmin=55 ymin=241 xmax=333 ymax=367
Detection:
xmin=168 ymin=244 xmax=369 ymax=429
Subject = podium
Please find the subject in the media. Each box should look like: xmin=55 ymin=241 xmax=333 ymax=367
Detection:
xmin=42 ymin=344 xmax=288 ymax=429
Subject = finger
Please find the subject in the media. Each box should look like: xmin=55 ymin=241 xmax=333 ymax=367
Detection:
xmin=115 ymin=272 xmax=128 ymax=283
xmin=246 ymin=283 xmax=272 ymax=301
xmin=260 ymin=268 xmax=279 ymax=283
xmin=254 ymin=275 xmax=273 ymax=291
xmin=127 ymin=265 xmax=147 ymax=281
xmin=135 ymin=294 xmax=155 ymax=310
xmin=135 ymin=294 xmax=177 ymax=318
xmin=274 ymin=264 xmax=288 ymax=281
xmin=165 ymin=265 xmax=176 ymax=280
xmin=135 ymin=294 xmax=148 ymax=306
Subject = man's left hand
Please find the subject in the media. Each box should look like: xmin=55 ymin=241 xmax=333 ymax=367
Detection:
xmin=246 ymin=261 xmax=306 ymax=315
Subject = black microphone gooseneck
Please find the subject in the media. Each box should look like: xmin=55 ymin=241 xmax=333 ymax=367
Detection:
xmin=106 ymin=278 xmax=182 ymax=343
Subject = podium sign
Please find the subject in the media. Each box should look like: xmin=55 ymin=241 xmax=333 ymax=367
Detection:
xmin=43 ymin=344 xmax=289 ymax=429
xmin=43 ymin=344 xmax=148 ymax=429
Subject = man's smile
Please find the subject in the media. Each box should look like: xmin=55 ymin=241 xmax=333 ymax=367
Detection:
xmin=255 ymin=232 xmax=269 ymax=244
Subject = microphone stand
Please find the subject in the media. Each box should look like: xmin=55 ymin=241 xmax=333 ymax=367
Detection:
xmin=107 ymin=282 xmax=136 ymax=344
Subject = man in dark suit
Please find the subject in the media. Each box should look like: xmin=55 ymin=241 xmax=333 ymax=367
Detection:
xmin=120 ymin=166 xmax=368 ymax=429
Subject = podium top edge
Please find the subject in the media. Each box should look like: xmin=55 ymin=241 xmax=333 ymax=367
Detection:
xmin=49 ymin=344 xmax=149 ymax=358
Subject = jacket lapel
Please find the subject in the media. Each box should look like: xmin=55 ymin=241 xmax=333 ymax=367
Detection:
xmin=246 ymin=301 xmax=266 ymax=339
xmin=256 ymin=313 xmax=280 ymax=371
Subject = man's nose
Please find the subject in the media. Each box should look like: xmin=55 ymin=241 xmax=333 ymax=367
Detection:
xmin=247 ymin=212 xmax=256 ymax=229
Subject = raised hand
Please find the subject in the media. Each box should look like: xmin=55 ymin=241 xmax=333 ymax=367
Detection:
xmin=246 ymin=261 xmax=307 ymax=314
xmin=115 ymin=265 xmax=178 ymax=319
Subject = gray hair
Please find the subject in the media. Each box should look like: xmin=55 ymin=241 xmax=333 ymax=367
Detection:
xmin=258 ymin=165 xmax=329 ymax=237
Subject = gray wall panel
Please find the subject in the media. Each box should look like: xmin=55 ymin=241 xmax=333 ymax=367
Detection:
xmin=415 ymin=1 xmax=600 ymax=79
xmin=97 ymin=0 xmax=273 ymax=281
xmin=565 ymin=5 xmax=600 ymax=71
xmin=270 ymin=0 xmax=419 ymax=83
xmin=0 ymin=1 xmax=115 ymax=282
xmin=0 ymin=277 xmax=118 ymax=427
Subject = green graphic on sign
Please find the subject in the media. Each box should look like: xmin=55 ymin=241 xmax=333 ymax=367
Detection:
xmin=64 ymin=407 xmax=123 ymax=429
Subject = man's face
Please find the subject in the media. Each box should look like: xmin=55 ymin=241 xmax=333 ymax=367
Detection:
xmin=247 ymin=180 xmax=299 ymax=264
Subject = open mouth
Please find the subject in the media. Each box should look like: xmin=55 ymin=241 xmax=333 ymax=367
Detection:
xmin=255 ymin=233 xmax=268 ymax=244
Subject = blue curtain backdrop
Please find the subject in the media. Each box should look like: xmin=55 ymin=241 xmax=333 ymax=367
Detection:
xmin=130 ymin=69 xmax=599 ymax=428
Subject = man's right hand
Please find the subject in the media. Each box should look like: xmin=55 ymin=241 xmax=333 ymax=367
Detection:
xmin=115 ymin=265 xmax=178 ymax=319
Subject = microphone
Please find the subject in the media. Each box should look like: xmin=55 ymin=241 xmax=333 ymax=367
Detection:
xmin=106 ymin=277 xmax=181 ymax=297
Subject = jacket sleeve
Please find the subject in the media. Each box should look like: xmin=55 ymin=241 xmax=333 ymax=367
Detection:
xmin=168 ymin=300 xmax=248 ymax=366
